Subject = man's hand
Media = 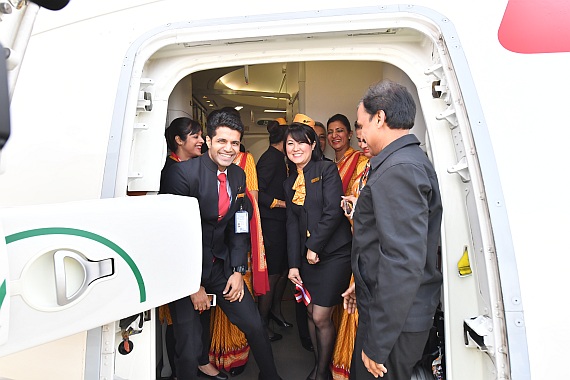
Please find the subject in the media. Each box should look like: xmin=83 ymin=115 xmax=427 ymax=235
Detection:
xmin=288 ymin=268 xmax=303 ymax=286
xmin=362 ymin=351 xmax=387 ymax=378
xmin=342 ymin=282 xmax=357 ymax=314
xmin=223 ymin=272 xmax=245 ymax=302
xmin=190 ymin=286 xmax=210 ymax=312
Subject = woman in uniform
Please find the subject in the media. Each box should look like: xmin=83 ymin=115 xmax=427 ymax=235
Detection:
xmin=284 ymin=122 xmax=352 ymax=380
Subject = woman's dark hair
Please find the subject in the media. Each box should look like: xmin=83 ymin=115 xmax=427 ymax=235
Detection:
xmin=283 ymin=122 xmax=323 ymax=162
xmin=326 ymin=113 xmax=352 ymax=133
xmin=267 ymin=120 xmax=287 ymax=144
xmin=164 ymin=117 xmax=202 ymax=152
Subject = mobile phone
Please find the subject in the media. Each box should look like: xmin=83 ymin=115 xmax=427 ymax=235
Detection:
xmin=207 ymin=294 xmax=216 ymax=307
xmin=343 ymin=199 xmax=353 ymax=215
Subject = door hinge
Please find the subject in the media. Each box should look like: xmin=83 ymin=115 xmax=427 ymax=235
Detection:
xmin=464 ymin=315 xmax=494 ymax=352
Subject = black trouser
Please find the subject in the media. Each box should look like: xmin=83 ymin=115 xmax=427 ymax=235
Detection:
xmin=165 ymin=324 xmax=176 ymax=377
xmin=168 ymin=296 xmax=201 ymax=380
xmin=170 ymin=260 xmax=280 ymax=380
xmin=198 ymin=309 xmax=212 ymax=366
xmin=350 ymin=322 xmax=430 ymax=380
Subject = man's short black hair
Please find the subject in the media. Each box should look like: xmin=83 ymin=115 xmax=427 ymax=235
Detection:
xmin=361 ymin=80 xmax=416 ymax=130
xmin=206 ymin=108 xmax=244 ymax=139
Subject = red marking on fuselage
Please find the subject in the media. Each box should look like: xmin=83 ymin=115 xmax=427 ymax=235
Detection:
xmin=499 ymin=0 xmax=570 ymax=53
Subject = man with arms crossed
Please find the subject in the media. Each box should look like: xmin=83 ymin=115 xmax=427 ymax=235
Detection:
xmin=348 ymin=80 xmax=442 ymax=379
xmin=162 ymin=109 xmax=282 ymax=380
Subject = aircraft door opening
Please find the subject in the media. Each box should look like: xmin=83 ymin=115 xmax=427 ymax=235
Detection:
xmin=102 ymin=6 xmax=527 ymax=380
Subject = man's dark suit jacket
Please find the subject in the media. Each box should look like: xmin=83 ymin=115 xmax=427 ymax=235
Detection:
xmin=283 ymin=159 xmax=352 ymax=268
xmin=160 ymin=152 xmax=251 ymax=283
xmin=352 ymin=134 xmax=443 ymax=364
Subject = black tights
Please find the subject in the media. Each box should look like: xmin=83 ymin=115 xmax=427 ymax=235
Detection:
xmin=258 ymin=272 xmax=288 ymax=334
xmin=307 ymin=304 xmax=335 ymax=380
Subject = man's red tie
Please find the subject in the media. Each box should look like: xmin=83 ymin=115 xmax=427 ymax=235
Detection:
xmin=218 ymin=173 xmax=230 ymax=221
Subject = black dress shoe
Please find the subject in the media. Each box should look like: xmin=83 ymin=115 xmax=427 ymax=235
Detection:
xmin=301 ymin=337 xmax=314 ymax=352
xmin=269 ymin=312 xmax=293 ymax=328
xmin=268 ymin=332 xmax=283 ymax=342
xmin=196 ymin=369 xmax=229 ymax=380
xmin=229 ymin=364 xmax=246 ymax=377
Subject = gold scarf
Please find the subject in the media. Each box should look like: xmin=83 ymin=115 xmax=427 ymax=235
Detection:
xmin=292 ymin=169 xmax=306 ymax=206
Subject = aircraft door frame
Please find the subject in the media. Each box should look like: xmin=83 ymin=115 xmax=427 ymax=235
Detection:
xmin=102 ymin=5 xmax=529 ymax=380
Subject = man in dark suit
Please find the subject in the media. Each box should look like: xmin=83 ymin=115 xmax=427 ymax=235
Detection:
xmin=161 ymin=109 xmax=282 ymax=380
xmin=348 ymin=80 xmax=443 ymax=380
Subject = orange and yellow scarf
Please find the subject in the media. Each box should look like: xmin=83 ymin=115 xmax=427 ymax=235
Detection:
xmin=234 ymin=152 xmax=270 ymax=296
xmin=336 ymin=147 xmax=363 ymax=194
xmin=291 ymin=169 xmax=306 ymax=206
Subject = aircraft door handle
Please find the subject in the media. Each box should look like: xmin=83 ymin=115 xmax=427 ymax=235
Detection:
xmin=53 ymin=250 xmax=114 ymax=306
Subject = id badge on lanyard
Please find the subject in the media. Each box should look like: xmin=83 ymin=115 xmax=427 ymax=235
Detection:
xmin=235 ymin=210 xmax=249 ymax=233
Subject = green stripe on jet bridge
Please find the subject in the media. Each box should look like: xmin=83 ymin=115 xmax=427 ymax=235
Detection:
xmin=0 ymin=280 xmax=6 ymax=311
xmin=5 ymin=227 xmax=146 ymax=302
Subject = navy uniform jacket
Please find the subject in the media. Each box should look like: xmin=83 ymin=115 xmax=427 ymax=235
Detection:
xmin=284 ymin=159 xmax=352 ymax=268
xmin=352 ymin=134 xmax=443 ymax=364
xmin=160 ymin=152 xmax=251 ymax=283
xmin=257 ymin=145 xmax=287 ymax=222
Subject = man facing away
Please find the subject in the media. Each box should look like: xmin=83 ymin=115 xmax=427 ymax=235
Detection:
xmin=161 ymin=109 xmax=282 ymax=380
xmin=348 ymin=80 xmax=443 ymax=380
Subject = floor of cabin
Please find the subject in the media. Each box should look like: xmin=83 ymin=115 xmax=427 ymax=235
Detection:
xmin=237 ymin=298 xmax=314 ymax=380
xmin=158 ymin=287 xmax=315 ymax=380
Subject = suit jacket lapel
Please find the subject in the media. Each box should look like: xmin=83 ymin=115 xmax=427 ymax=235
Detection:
xmin=304 ymin=160 xmax=318 ymax=199
xmin=227 ymin=164 xmax=239 ymax=205
xmin=202 ymin=153 xmax=224 ymax=222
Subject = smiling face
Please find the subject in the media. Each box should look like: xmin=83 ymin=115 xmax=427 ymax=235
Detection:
xmin=176 ymin=130 xmax=204 ymax=159
xmin=327 ymin=120 xmax=352 ymax=153
xmin=286 ymin=136 xmax=315 ymax=169
xmin=356 ymin=128 xmax=372 ymax=158
xmin=206 ymin=126 xmax=241 ymax=171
